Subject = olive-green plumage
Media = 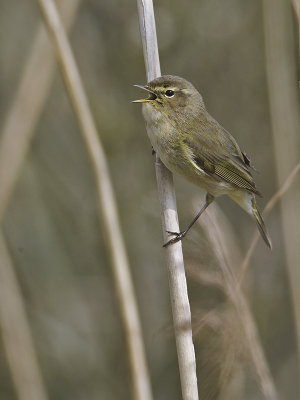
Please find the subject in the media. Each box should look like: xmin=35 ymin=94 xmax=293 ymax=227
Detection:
xmin=134 ymin=75 xmax=271 ymax=248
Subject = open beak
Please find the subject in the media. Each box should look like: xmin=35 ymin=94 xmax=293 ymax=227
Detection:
xmin=132 ymin=84 xmax=157 ymax=103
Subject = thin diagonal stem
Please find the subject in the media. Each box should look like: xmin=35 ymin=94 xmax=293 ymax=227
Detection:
xmin=239 ymin=162 xmax=300 ymax=283
xmin=0 ymin=0 xmax=80 ymax=223
xmin=0 ymin=2 xmax=80 ymax=399
xmin=197 ymin=207 xmax=278 ymax=400
xmin=35 ymin=1 xmax=153 ymax=399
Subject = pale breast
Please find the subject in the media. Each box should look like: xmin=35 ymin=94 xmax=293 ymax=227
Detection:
xmin=143 ymin=103 xmax=176 ymax=159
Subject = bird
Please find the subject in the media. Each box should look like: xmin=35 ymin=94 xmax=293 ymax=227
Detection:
xmin=133 ymin=75 xmax=271 ymax=249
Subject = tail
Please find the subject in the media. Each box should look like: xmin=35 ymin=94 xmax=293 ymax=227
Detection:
xmin=252 ymin=199 xmax=272 ymax=249
xmin=229 ymin=191 xmax=272 ymax=249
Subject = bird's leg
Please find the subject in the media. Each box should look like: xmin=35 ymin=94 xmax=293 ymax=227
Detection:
xmin=151 ymin=146 xmax=156 ymax=155
xmin=163 ymin=193 xmax=215 ymax=247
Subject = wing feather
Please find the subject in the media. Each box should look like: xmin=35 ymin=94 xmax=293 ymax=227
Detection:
xmin=180 ymin=116 xmax=261 ymax=195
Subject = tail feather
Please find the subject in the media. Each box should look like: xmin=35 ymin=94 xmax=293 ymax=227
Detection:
xmin=252 ymin=201 xmax=272 ymax=249
xmin=229 ymin=191 xmax=272 ymax=249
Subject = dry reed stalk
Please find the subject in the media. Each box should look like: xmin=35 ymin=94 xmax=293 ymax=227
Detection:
xmin=0 ymin=2 xmax=80 ymax=399
xmin=263 ymin=0 xmax=300 ymax=358
xmin=0 ymin=233 xmax=48 ymax=400
xmin=136 ymin=1 xmax=199 ymax=399
xmin=0 ymin=0 xmax=80 ymax=223
xmin=35 ymin=1 xmax=153 ymax=399
xmin=291 ymin=0 xmax=300 ymax=79
xmin=291 ymin=0 xmax=300 ymax=28
xmin=187 ymin=265 xmax=224 ymax=289
xmin=196 ymin=206 xmax=278 ymax=400
xmin=240 ymin=162 xmax=300 ymax=283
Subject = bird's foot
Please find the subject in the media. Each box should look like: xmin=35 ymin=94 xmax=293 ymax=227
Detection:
xmin=163 ymin=230 xmax=186 ymax=247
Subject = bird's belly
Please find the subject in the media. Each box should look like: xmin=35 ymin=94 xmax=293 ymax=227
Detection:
xmin=142 ymin=104 xmax=233 ymax=197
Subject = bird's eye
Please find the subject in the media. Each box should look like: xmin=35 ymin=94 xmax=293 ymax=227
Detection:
xmin=165 ymin=89 xmax=174 ymax=97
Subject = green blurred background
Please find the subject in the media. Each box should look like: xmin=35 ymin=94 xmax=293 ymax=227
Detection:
xmin=0 ymin=0 xmax=299 ymax=399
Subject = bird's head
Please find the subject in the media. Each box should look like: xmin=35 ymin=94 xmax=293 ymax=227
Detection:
xmin=133 ymin=75 xmax=205 ymax=116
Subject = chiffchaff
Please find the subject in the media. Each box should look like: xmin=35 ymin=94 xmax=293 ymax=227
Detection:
xmin=133 ymin=75 xmax=271 ymax=249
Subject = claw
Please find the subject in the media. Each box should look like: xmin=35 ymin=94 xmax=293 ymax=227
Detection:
xmin=163 ymin=231 xmax=185 ymax=247
xmin=166 ymin=230 xmax=179 ymax=236
xmin=162 ymin=194 xmax=215 ymax=248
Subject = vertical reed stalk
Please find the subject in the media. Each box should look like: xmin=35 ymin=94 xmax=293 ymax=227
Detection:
xmin=136 ymin=1 xmax=199 ymax=399
xmin=36 ymin=1 xmax=153 ymax=399
xmin=291 ymin=0 xmax=300 ymax=45
xmin=0 ymin=234 xmax=48 ymax=400
xmin=263 ymin=0 xmax=300 ymax=360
